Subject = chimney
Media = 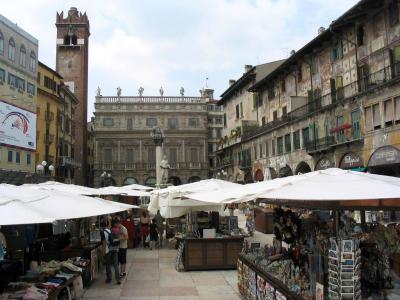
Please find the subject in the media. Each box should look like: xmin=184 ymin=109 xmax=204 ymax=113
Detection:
xmin=229 ymin=79 xmax=236 ymax=86
xmin=245 ymin=65 xmax=253 ymax=73
xmin=318 ymin=27 xmax=326 ymax=35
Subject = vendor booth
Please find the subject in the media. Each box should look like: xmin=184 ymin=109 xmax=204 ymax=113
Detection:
xmin=148 ymin=179 xmax=247 ymax=271
xmin=0 ymin=184 xmax=137 ymax=299
xmin=233 ymin=168 xmax=400 ymax=300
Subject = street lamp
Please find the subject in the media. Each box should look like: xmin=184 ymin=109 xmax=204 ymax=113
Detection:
xmin=100 ymin=171 xmax=112 ymax=187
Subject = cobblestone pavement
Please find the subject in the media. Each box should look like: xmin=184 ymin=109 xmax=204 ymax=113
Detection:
xmin=79 ymin=247 xmax=242 ymax=300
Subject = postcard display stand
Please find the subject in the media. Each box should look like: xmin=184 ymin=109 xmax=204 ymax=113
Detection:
xmin=328 ymin=238 xmax=361 ymax=300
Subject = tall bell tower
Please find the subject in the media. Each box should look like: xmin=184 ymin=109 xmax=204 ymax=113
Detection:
xmin=55 ymin=7 xmax=90 ymax=185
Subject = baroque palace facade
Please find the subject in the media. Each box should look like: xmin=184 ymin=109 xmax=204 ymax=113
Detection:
xmin=216 ymin=0 xmax=400 ymax=182
xmin=93 ymin=90 xmax=221 ymax=187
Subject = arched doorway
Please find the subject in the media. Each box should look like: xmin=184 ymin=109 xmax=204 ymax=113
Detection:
xmin=187 ymin=176 xmax=201 ymax=183
xmin=367 ymin=145 xmax=400 ymax=176
xmin=145 ymin=176 xmax=156 ymax=187
xmin=123 ymin=177 xmax=138 ymax=186
xmin=168 ymin=176 xmax=182 ymax=186
xmin=315 ymin=156 xmax=333 ymax=170
xmin=279 ymin=165 xmax=293 ymax=178
xmin=295 ymin=162 xmax=311 ymax=175
xmin=254 ymin=169 xmax=264 ymax=182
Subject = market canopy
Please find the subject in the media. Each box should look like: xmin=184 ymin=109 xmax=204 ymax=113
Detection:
xmin=257 ymin=168 xmax=400 ymax=209
xmin=185 ymin=176 xmax=305 ymax=204
xmin=122 ymin=183 xmax=154 ymax=191
xmin=96 ymin=186 xmax=150 ymax=197
xmin=25 ymin=181 xmax=103 ymax=196
xmin=0 ymin=184 xmax=139 ymax=225
xmin=148 ymin=179 xmax=241 ymax=218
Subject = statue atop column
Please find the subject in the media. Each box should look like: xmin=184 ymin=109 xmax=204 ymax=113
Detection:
xmin=116 ymin=86 xmax=122 ymax=97
xmin=150 ymin=127 xmax=164 ymax=146
xmin=138 ymin=86 xmax=144 ymax=97
xmin=96 ymin=86 xmax=101 ymax=97
xmin=180 ymin=86 xmax=185 ymax=96
xmin=159 ymin=86 xmax=164 ymax=97
xmin=160 ymin=155 xmax=170 ymax=184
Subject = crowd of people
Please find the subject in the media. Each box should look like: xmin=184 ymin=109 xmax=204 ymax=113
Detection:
xmin=99 ymin=210 xmax=164 ymax=284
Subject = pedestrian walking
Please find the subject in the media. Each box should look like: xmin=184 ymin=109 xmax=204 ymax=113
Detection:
xmin=149 ymin=219 xmax=158 ymax=250
xmin=101 ymin=218 xmax=121 ymax=284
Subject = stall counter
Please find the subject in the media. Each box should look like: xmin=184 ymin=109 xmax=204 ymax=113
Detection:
xmin=177 ymin=236 xmax=244 ymax=271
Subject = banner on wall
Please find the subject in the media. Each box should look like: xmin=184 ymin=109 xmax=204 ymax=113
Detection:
xmin=0 ymin=100 xmax=36 ymax=150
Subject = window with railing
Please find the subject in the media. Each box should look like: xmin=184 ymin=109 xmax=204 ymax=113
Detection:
xmin=277 ymin=137 xmax=283 ymax=155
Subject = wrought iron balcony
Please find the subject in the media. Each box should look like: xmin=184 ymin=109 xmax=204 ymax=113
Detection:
xmin=59 ymin=156 xmax=81 ymax=168
xmin=305 ymin=136 xmax=335 ymax=153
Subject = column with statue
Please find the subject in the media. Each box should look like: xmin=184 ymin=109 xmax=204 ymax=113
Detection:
xmin=151 ymin=127 xmax=170 ymax=187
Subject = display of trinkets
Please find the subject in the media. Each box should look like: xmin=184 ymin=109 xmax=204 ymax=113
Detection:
xmin=249 ymin=268 xmax=257 ymax=300
xmin=328 ymin=238 xmax=361 ymax=300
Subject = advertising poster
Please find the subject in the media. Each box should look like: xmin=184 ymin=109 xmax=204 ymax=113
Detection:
xmin=0 ymin=101 xmax=36 ymax=150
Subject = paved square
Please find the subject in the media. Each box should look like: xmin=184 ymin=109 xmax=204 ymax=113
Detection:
xmin=79 ymin=248 xmax=242 ymax=300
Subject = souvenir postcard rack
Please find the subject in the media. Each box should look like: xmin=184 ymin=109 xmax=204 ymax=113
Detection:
xmin=328 ymin=238 xmax=361 ymax=300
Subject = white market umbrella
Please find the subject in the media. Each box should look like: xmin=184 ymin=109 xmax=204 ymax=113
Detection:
xmin=122 ymin=183 xmax=154 ymax=191
xmin=149 ymin=179 xmax=241 ymax=218
xmin=96 ymin=186 xmax=150 ymax=197
xmin=0 ymin=184 xmax=138 ymax=223
xmin=0 ymin=198 xmax=55 ymax=225
xmin=185 ymin=176 xmax=306 ymax=204
xmin=257 ymin=168 xmax=400 ymax=209
xmin=25 ymin=181 xmax=101 ymax=196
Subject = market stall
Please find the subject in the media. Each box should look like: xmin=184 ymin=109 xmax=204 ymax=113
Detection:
xmin=0 ymin=184 xmax=137 ymax=299
xmin=236 ymin=168 xmax=400 ymax=300
xmin=148 ymin=179 xmax=247 ymax=271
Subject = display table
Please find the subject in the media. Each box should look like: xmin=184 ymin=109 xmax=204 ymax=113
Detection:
xmin=238 ymin=254 xmax=304 ymax=300
xmin=254 ymin=207 xmax=274 ymax=234
xmin=178 ymin=236 xmax=244 ymax=271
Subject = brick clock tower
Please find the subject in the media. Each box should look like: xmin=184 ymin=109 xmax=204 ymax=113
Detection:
xmin=55 ymin=7 xmax=90 ymax=185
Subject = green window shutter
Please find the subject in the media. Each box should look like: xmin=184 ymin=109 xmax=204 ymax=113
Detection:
xmin=394 ymin=46 xmax=400 ymax=62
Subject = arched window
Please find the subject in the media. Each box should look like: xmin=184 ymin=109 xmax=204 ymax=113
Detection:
xmin=19 ymin=45 xmax=26 ymax=67
xmin=0 ymin=31 xmax=4 ymax=54
xmin=8 ymin=38 xmax=15 ymax=61
xmin=29 ymin=51 xmax=36 ymax=72
xmin=123 ymin=177 xmax=138 ymax=186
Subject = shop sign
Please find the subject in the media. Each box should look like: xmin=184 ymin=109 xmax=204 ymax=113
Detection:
xmin=340 ymin=152 xmax=362 ymax=169
xmin=315 ymin=157 xmax=333 ymax=170
xmin=368 ymin=145 xmax=400 ymax=167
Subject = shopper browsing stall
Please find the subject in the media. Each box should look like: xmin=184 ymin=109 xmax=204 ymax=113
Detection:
xmin=101 ymin=219 xmax=121 ymax=284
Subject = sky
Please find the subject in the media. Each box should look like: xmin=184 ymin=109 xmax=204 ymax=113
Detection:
xmin=2 ymin=0 xmax=359 ymax=120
